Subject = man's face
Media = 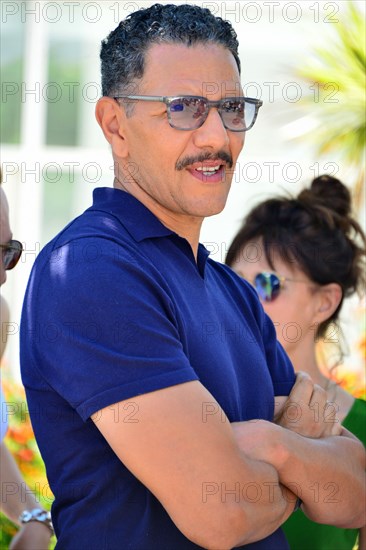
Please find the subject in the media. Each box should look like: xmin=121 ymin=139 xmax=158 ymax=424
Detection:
xmin=0 ymin=188 xmax=11 ymax=286
xmin=118 ymin=42 xmax=244 ymax=225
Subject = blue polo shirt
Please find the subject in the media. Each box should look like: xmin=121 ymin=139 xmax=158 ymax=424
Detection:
xmin=20 ymin=187 xmax=295 ymax=549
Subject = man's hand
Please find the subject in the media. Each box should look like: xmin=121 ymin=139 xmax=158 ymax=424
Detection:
xmin=232 ymin=416 xmax=366 ymax=529
xmin=274 ymin=372 xmax=342 ymax=438
xmin=232 ymin=419 xmax=285 ymax=467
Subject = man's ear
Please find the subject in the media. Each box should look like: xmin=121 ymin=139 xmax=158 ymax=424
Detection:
xmin=314 ymin=283 xmax=343 ymax=324
xmin=95 ymin=97 xmax=129 ymax=158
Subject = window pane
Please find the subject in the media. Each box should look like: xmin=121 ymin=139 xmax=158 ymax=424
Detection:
xmin=0 ymin=4 xmax=24 ymax=144
xmin=42 ymin=171 xmax=95 ymax=245
xmin=46 ymin=40 xmax=82 ymax=146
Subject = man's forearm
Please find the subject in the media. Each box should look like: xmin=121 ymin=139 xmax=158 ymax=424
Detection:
xmin=225 ymin=456 xmax=297 ymax=547
xmin=275 ymin=427 xmax=366 ymax=528
xmin=199 ymin=456 xmax=297 ymax=549
xmin=232 ymin=420 xmax=366 ymax=529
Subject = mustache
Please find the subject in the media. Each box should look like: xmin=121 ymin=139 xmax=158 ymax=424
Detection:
xmin=176 ymin=151 xmax=233 ymax=171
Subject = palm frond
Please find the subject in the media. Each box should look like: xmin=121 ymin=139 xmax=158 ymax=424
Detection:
xmin=291 ymin=0 xmax=366 ymax=201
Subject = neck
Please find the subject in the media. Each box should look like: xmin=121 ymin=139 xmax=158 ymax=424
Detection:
xmin=114 ymin=177 xmax=202 ymax=260
xmin=152 ymin=207 xmax=202 ymax=260
xmin=287 ymin=341 xmax=355 ymax=421
xmin=287 ymin=344 xmax=330 ymax=388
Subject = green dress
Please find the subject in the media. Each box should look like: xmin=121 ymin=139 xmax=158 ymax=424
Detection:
xmin=282 ymin=398 xmax=366 ymax=550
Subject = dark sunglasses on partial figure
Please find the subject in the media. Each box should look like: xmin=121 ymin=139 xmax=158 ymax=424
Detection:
xmin=1 ymin=240 xmax=23 ymax=270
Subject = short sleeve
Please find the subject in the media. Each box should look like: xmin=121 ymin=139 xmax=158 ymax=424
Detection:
xmin=23 ymin=238 xmax=199 ymax=421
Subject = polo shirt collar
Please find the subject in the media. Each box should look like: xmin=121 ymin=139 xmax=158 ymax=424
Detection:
xmin=92 ymin=187 xmax=211 ymax=277
xmin=92 ymin=187 xmax=174 ymax=242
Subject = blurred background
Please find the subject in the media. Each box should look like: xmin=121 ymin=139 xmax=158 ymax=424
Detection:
xmin=2 ymin=0 xmax=364 ymax=382
xmin=0 ymin=0 xmax=365 ymax=542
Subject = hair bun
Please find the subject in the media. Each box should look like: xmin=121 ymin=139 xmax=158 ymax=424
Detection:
xmin=308 ymin=174 xmax=351 ymax=217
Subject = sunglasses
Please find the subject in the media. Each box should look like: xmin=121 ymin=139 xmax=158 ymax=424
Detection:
xmin=238 ymin=271 xmax=311 ymax=303
xmin=1 ymin=240 xmax=23 ymax=270
xmin=114 ymin=95 xmax=263 ymax=132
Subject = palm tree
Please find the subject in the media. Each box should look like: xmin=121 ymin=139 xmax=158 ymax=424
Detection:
xmin=291 ymin=1 xmax=365 ymax=207
xmin=291 ymin=2 xmax=365 ymax=398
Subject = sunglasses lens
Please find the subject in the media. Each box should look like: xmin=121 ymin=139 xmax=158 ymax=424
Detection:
xmin=220 ymin=99 xmax=246 ymax=131
xmin=169 ymin=97 xmax=207 ymax=130
xmin=3 ymin=241 xmax=22 ymax=270
xmin=254 ymin=272 xmax=281 ymax=302
xmin=168 ymin=97 xmax=258 ymax=132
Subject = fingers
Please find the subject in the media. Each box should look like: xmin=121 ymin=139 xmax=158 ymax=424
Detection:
xmin=324 ymin=402 xmax=342 ymax=436
xmin=309 ymin=383 xmax=327 ymax=412
xmin=281 ymin=372 xmax=342 ymax=438
xmin=289 ymin=372 xmax=317 ymax=405
xmin=307 ymin=381 xmax=342 ymax=435
xmin=309 ymin=386 xmax=341 ymax=436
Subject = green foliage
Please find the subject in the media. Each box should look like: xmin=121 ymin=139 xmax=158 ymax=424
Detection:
xmin=0 ymin=59 xmax=23 ymax=144
xmin=0 ymin=377 xmax=56 ymax=549
xmin=296 ymin=2 xmax=365 ymax=185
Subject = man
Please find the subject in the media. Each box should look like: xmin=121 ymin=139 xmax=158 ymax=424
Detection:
xmin=20 ymin=4 xmax=365 ymax=549
xmin=0 ymin=182 xmax=53 ymax=549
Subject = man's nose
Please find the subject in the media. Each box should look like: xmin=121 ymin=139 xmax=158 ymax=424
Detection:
xmin=192 ymin=108 xmax=230 ymax=150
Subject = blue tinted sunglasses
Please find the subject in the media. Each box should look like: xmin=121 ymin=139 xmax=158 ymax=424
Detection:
xmin=238 ymin=271 xmax=310 ymax=302
xmin=252 ymin=272 xmax=282 ymax=302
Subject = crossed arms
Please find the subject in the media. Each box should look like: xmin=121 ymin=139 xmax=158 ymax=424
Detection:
xmin=92 ymin=374 xmax=366 ymax=550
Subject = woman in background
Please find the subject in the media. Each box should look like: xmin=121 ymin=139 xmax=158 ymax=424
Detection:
xmin=0 ymin=180 xmax=53 ymax=549
xmin=226 ymin=175 xmax=366 ymax=550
